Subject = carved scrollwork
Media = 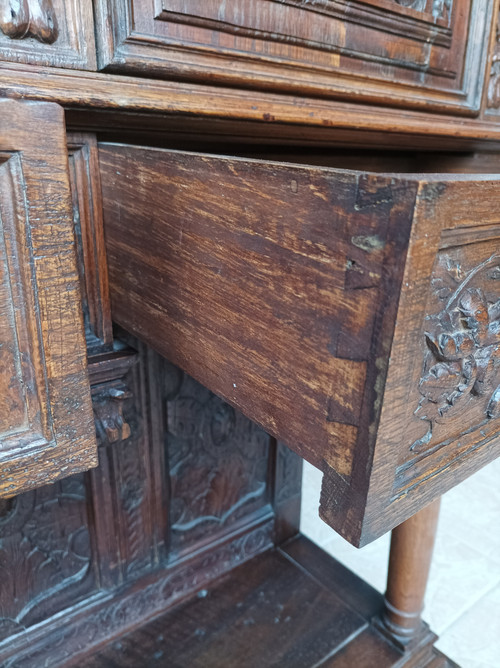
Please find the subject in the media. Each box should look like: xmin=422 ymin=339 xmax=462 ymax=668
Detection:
xmin=0 ymin=0 xmax=58 ymax=44
xmin=412 ymin=254 xmax=500 ymax=452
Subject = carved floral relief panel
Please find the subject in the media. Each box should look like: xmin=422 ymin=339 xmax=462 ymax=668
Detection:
xmin=411 ymin=253 xmax=500 ymax=454
xmin=409 ymin=248 xmax=500 ymax=460
xmin=0 ymin=474 xmax=95 ymax=641
xmin=164 ymin=363 xmax=272 ymax=559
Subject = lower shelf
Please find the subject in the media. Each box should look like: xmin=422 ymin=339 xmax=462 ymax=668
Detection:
xmin=77 ymin=536 xmax=457 ymax=668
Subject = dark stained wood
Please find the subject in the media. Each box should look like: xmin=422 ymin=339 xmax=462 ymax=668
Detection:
xmin=99 ymin=144 xmax=413 ymax=545
xmin=0 ymin=0 xmax=95 ymax=69
xmin=99 ymin=143 xmax=500 ymax=546
xmin=94 ymin=0 xmax=493 ymax=114
xmin=0 ymin=472 xmax=97 ymax=644
xmin=0 ymin=0 xmax=59 ymax=44
xmin=74 ymin=536 xmax=457 ymax=668
xmin=67 ymin=134 xmax=113 ymax=353
xmin=79 ymin=546 xmax=365 ymax=668
xmin=0 ymin=3 xmax=498 ymax=664
xmin=0 ymin=327 xmax=302 ymax=667
xmin=0 ymin=519 xmax=277 ymax=667
xmin=382 ymin=500 xmax=442 ymax=644
xmin=0 ymin=99 xmax=97 ymax=498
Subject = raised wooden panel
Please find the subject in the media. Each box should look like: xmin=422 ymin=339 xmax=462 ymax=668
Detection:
xmin=99 ymin=144 xmax=500 ymax=545
xmin=165 ymin=359 xmax=272 ymax=562
xmin=0 ymin=100 xmax=97 ymax=498
xmin=0 ymin=0 xmax=95 ymax=69
xmin=94 ymin=0 xmax=493 ymax=114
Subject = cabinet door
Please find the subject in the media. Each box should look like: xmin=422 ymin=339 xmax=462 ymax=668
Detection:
xmin=0 ymin=100 xmax=97 ymax=497
xmin=94 ymin=0 xmax=493 ymax=114
xmin=0 ymin=0 xmax=95 ymax=69
xmin=99 ymin=144 xmax=500 ymax=545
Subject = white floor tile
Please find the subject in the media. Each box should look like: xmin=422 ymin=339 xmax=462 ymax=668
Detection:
xmin=434 ymin=582 xmax=500 ymax=668
xmin=300 ymin=458 xmax=500 ymax=668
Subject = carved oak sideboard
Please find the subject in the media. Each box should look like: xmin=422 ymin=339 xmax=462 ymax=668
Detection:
xmin=2 ymin=1 xmax=500 ymax=666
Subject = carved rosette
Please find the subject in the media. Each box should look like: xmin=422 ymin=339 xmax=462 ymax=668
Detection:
xmin=412 ymin=255 xmax=500 ymax=452
xmin=0 ymin=0 xmax=58 ymax=43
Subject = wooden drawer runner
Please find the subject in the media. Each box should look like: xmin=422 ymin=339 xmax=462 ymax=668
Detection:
xmin=100 ymin=144 xmax=500 ymax=546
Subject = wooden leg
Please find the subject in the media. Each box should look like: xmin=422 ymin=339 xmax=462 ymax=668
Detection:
xmin=382 ymin=499 xmax=441 ymax=645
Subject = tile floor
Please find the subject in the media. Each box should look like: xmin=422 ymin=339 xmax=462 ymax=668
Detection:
xmin=300 ymin=458 xmax=500 ymax=668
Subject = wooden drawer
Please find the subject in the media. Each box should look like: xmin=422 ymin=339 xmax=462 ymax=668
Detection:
xmin=94 ymin=0 xmax=493 ymax=114
xmin=99 ymin=144 xmax=500 ymax=546
xmin=0 ymin=100 xmax=97 ymax=497
xmin=0 ymin=0 xmax=95 ymax=69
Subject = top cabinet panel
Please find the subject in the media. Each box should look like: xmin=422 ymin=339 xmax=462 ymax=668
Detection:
xmin=0 ymin=0 xmax=95 ymax=69
xmin=94 ymin=0 xmax=493 ymax=114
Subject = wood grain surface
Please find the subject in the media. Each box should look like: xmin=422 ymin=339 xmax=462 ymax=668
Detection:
xmin=78 ymin=536 xmax=456 ymax=668
xmin=94 ymin=0 xmax=492 ymax=115
xmin=100 ymin=144 xmax=500 ymax=545
xmin=0 ymin=99 xmax=97 ymax=497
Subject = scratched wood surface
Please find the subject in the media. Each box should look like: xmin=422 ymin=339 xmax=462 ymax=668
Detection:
xmin=0 ymin=100 xmax=97 ymax=497
xmin=79 ymin=536 xmax=456 ymax=668
xmin=100 ymin=144 xmax=500 ymax=545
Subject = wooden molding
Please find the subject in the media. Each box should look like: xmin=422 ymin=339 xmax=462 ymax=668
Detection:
xmin=95 ymin=0 xmax=492 ymax=114
xmin=0 ymin=100 xmax=97 ymax=498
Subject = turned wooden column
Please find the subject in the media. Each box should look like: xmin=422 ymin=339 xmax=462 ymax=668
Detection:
xmin=382 ymin=499 xmax=441 ymax=645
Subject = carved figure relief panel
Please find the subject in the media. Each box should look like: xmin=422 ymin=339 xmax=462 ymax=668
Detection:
xmin=94 ymin=0 xmax=491 ymax=113
xmin=165 ymin=362 xmax=271 ymax=560
xmin=0 ymin=0 xmax=95 ymax=68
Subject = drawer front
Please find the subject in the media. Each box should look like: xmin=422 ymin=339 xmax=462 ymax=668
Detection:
xmin=0 ymin=100 xmax=97 ymax=497
xmin=0 ymin=0 xmax=95 ymax=69
xmin=94 ymin=0 xmax=493 ymax=114
xmin=99 ymin=144 xmax=500 ymax=545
